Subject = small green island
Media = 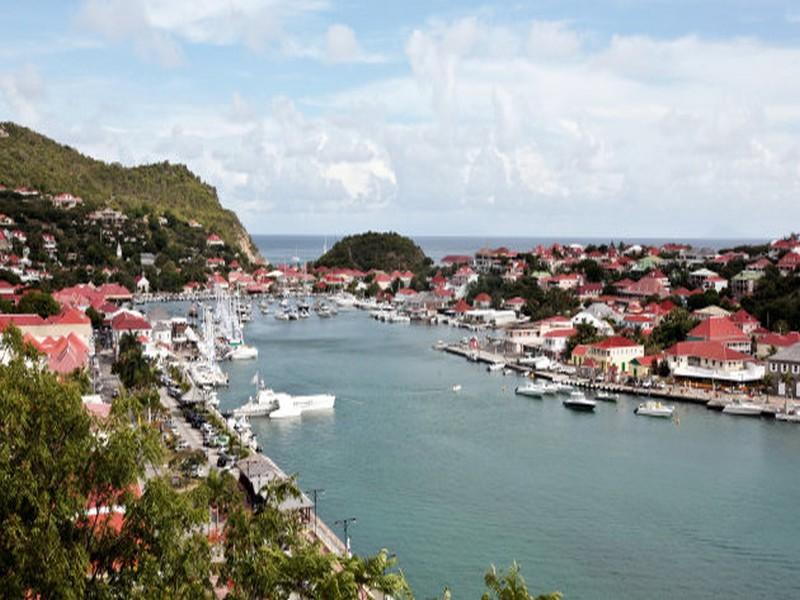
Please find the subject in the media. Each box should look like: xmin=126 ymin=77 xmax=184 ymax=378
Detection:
xmin=315 ymin=231 xmax=432 ymax=274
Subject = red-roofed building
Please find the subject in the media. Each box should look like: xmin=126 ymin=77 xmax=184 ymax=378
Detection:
xmin=206 ymin=233 xmax=225 ymax=247
xmin=503 ymin=296 xmax=526 ymax=312
xmin=474 ymin=292 xmax=492 ymax=309
xmin=777 ymin=251 xmax=800 ymax=275
xmin=755 ymin=331 xmax=800 ymax=358
xmin=441 ymin=255 xmax=473 ymax=267
xmin=110 ymin=312 xmax=152 ymax=352
xmin=452 ymin=299 xmax=472 ymax=314
xmin=586 ymin=336 xmax=644 ymax=374
xmin=687 ymin=317 xmax=750 ymax=353
xmin=664 ymin=341 xmax=764 ymax=383
xmin=619 ymin=277 xmax=669 ymax=299
xmin=543 ymin=327 xmax=576 ymax=357
xmin=730 ymin=309 xmax=760 ymax=335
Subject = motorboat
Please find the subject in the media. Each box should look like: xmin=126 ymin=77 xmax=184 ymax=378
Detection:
xmin=541 ymin=383 xmax=560 ymax=395
xmin=275 ymin=311 xmax=290 ymax=321
xmin=452 ymin=384 xmax=462 ymax=393
xmin=595 ymin=391 xmax=618 ymax=402
xmin=487 ymin=362 xmax=506 ymax=372
xmin=722 ymin=400 xmax=764 ymax=417
xmin=562 ymin=391 xmax=597 ymax=412
xmin=433 ymin=340 xmax=447 ymax=351
xmin=515 ymin=383 xmax=546 ymax=398
xmin=776 ymin=402 xmax=800 ymax=423
xmin=634 ymin=400 xmax=674 ymax=418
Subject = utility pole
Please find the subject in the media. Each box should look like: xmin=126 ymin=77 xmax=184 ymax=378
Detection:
xmin=334 ymin=517 xmax=357 ymax=557
xmin=305 ymin=488 xmax=325 ymax=537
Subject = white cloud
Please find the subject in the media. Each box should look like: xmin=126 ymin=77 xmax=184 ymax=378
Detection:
xmin=325 ymin=24 xmax=361 ymax=63
xmin=0 ymin=64 xmax=46 ymax=124
xmin=33 ymin=15 xmax=800 ymax=236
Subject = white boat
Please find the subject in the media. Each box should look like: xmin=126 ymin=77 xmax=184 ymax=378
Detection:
xmin=452 ymin=384 xmax=462 ymax=393
xmin=233 ymin=377 xmax=335 ymax=418
xmin=269 ymin=392 xmax=336 ymax=419
xmin=226 ymin=344 xmax=259 ymax=360
xmin=634 ymin=400 xmax=674 ymax=418
xmin=541 ymin=383 xmax=560 ymax=395
xmin=595 ymin=391 xmax=618 ymax=402
xmin=553 ymin=382 xmax=573 ymax=393
xmin=275 ymin=311 xmax=290 ymax=321
xmin=722 ymin=400 xmax=764 ymax=417
xmin=433 ymin=340 xmax=447 ymax=351
xmin=487 ymin=362 xmax=506 ymax=372
xmin=776 ymin=402 xmax=800 ymax=422
xmin=515 ymin=383 xmax=546 ymax=398
xmin=562 ymin=391 xmax=596 ymax=412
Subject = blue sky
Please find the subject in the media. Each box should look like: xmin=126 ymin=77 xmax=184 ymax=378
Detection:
xmin=2 ymin=1 xmax=800 ymax=238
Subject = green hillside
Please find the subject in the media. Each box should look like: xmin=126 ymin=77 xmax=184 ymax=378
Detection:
xmin=0 ymin=122 xmax=259 ymax=261
xmin=316 ymin=231 xmax=432 ymax=273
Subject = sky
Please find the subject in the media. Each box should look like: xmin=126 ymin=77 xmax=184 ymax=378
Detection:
xmin=2 ymin=1 xmax=800 ymax=239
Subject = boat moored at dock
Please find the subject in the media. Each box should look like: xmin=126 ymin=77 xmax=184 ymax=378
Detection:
xmin=722 ymin=400 xmax=764 ymax=417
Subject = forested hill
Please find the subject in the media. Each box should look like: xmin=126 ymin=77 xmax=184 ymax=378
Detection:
xmin=0 ymin=122 xmax=259 ymax=261
xmin=315 ymin=231 xmax=432 ymax=273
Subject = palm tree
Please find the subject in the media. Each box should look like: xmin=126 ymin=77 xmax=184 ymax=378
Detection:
xmin=481 ymin=562 xmax=562 ymax=600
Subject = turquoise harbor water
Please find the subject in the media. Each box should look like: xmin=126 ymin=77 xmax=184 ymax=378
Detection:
xmin=216 ymin=309 xmax=800 ymax=600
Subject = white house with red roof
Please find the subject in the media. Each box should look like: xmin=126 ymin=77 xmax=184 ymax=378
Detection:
xmin=542 ymin=328 xmax=576 ymax=357
xmin=206 ymin=233 xmax=225 ymax=247
xmin=777 ymin=251 xmax=800 ymax=275
xmin=373 ymin=272 xmax=393 ymax=290
xmin=110 ymin=311 xmax=152 ymax=353
xmin=42 ymin=233 xmax=57 ymax=252
xmin=754 ymin=331 xmax=800 ymax=359
xmin=473 ymin=292 xmax=492 ymax=309
xmin=134 ymin=274 xmax=150 ymax=294
xmin=543 ymin=273 xmax=582 ymax=290
xmin=585 ymin=336 xmax=645 ymax=373
xmin=664 ymin=341 xmax=764 ymax=383
xmin=729 ymin=309 xmax=760 ymax=335
xmin=503 ymin=296 xmax=526 ymax=313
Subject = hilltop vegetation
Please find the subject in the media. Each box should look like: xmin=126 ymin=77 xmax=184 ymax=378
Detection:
xmin=316 ymin=231 xmax=432 ymax=273
xmin=0 ymin=122 xmax=259 ymax=261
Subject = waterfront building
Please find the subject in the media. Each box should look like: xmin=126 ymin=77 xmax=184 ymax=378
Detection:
xmin=755 ymin=331 xmax=800 ymax=359
xmin=686 ymin=316 xmax=751 ymax=354
xmin=665 ymin=341 xmax=765 ymax=384
xmin=503 ymin=321 xmax=541 ymax=354
xmin=542 ymin=328 xmax=575 ymax=357
xmin=585 ymin=336 xmax=645 ymax=375
xmin=237 ymin=454 xmax=314 ymax=520
xmin=766 ymin=343 xmax=800 ymax=397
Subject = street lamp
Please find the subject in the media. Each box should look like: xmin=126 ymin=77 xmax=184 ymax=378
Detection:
xmin=334 ymin=517 xmax=357 ymax=557
xmin=305 ymin=487 xmax=325 ymax=537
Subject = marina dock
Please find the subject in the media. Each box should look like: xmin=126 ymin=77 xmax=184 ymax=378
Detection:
xmin=439 ymin=343 xmax=786 ymax=417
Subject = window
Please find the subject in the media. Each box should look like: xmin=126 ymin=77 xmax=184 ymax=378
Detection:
xmin=794 ymin=364 xmax=799 ymax=374
xmin=771 ymin=363 xmax=778 ymax=372
xmin=782 ymin=364 xmax=788 ymax=373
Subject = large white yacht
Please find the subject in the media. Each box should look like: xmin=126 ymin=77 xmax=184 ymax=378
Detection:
xmin=233 ymin=380 xmax=335 ymax=419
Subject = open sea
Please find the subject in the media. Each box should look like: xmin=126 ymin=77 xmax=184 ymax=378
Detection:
xmin=251 ymin=234 xmax=767 ymax=266
xmin=213 ymin=307 xmax=800 ymax=600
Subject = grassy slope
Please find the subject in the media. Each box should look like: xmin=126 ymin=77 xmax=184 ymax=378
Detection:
xmin=0 ymin=122 xmax=260 ymax=261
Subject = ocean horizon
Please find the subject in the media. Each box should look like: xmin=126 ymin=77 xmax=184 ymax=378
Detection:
xmin=252 ymin=233 xmax=768 ymax=266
